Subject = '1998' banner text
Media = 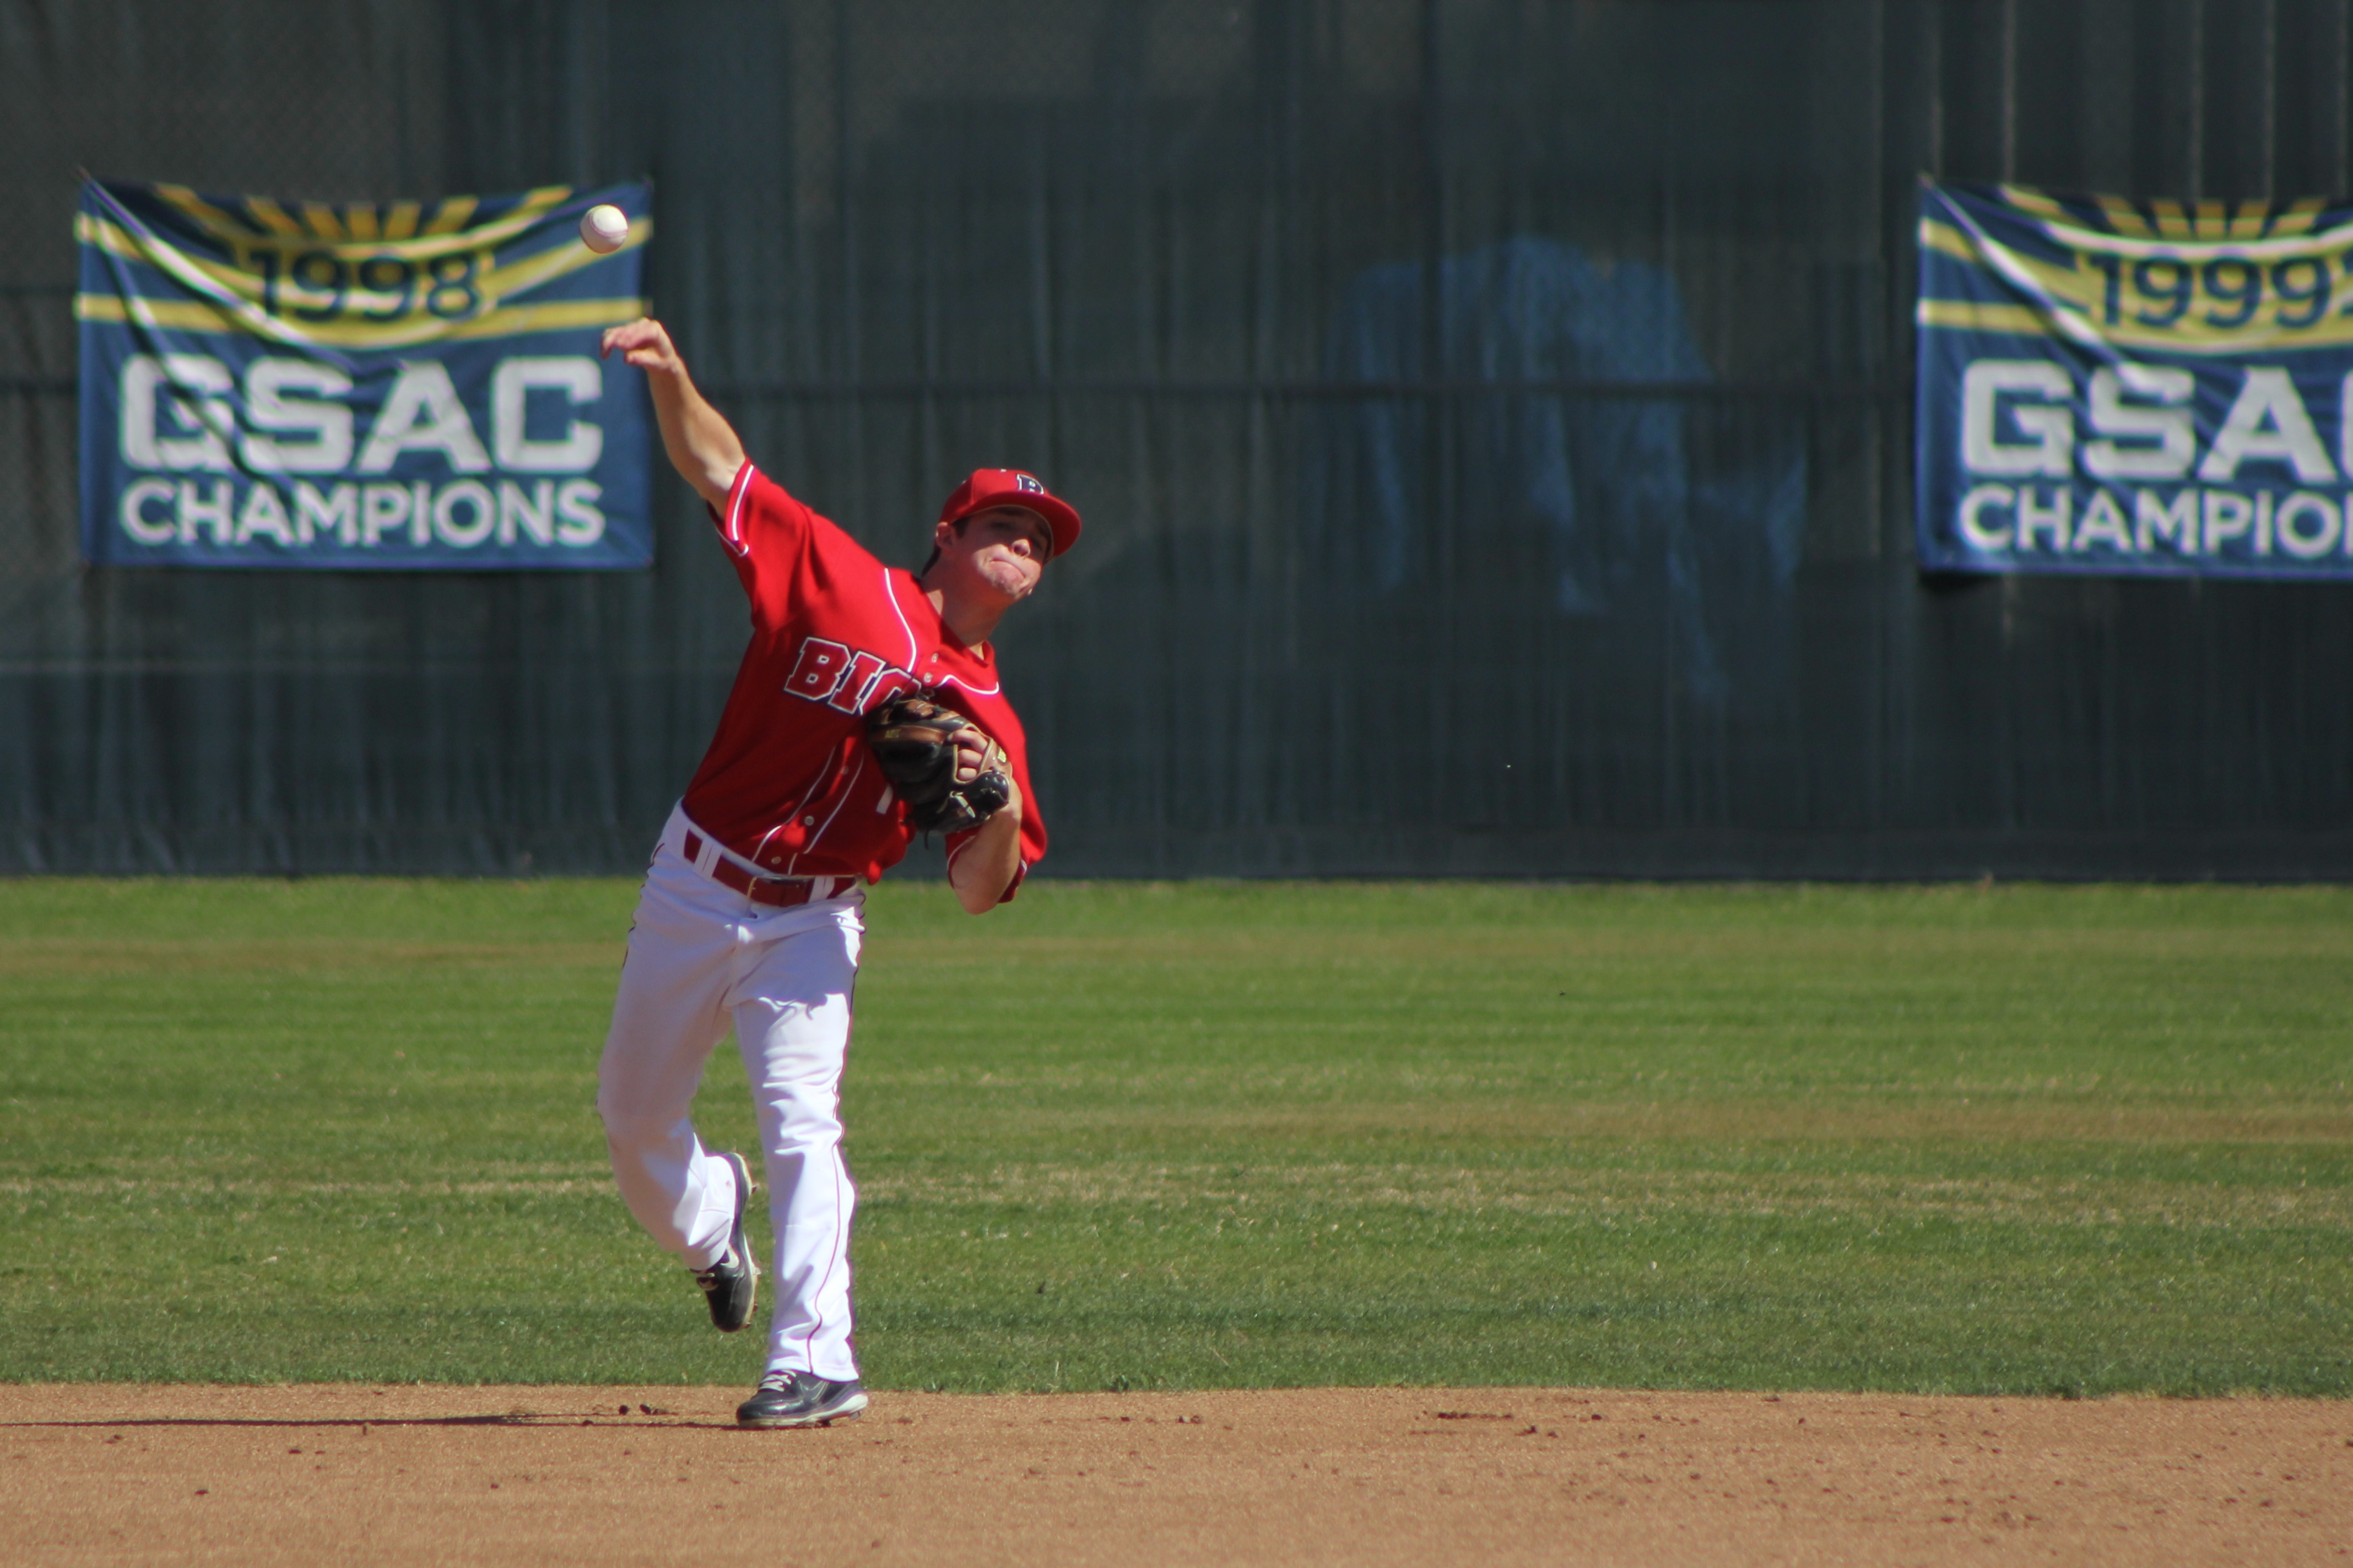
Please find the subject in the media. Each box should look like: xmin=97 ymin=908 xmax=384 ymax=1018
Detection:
xmin=77 ymin=178 xmax=654 ymax=569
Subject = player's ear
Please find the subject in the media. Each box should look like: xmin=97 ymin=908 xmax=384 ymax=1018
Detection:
xmin=918 ymin=518 xmax=952 ymax=578
xmin=921 ymin=515 xmax=980 ymax=580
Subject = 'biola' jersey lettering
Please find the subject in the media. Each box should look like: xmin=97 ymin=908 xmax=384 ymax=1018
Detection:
xmin=679 ymin=463 xmax=1046 ymax=897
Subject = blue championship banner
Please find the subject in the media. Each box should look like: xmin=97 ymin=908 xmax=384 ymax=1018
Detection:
xmin=1918 ymin=180 xmax=2353 ymax=579
xmin=77 ymin=178 xmax=653 ymax=569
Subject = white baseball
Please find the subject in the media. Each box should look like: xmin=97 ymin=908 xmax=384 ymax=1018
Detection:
xmin=580 ymin=204 xmax=630 ymax=255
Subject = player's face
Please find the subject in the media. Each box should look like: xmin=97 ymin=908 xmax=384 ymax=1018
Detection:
xmin=938 ymin=507 xmax=1053 ymax=602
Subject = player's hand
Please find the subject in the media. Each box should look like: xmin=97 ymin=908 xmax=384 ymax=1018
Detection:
xmin=601 ymin=318 xmax=685 ymax=376
xmin=949 ymin=726 xmax=1009 ymax=788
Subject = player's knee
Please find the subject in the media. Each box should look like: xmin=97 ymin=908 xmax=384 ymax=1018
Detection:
xmin=592 ymin=1087 xmax=633 ymax=1130
xmin=596 ymin=1100 xmax=682 ymax=1150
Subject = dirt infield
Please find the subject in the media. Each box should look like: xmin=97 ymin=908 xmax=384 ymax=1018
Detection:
xmin=3 ymin=1385 xmax=2346 ymax=1566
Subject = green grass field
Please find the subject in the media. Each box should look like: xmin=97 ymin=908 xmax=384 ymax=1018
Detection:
xmin=1 ymin=877 xmax=2347 ymax=1396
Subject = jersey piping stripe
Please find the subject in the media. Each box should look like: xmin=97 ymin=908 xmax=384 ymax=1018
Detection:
xmin=792 ymin=748 xmax=869 ymax=874
xmin=883 ymin=566 xmax=920 ymax=674
xmin=890 ymin=562 xmax=1007 ymax=696
xmin=765 ymin=748 xmax=837 ymax=876
xmin=721 ymin=462 xmax=755 ymax=556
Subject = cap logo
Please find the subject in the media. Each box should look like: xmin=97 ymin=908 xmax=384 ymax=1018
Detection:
xmin=1014 ymin=473 xmax=1045 ymax=493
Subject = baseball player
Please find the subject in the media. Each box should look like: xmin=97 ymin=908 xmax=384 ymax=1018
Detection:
xmin=592 ymin=316 xmax=1075 ymax=1429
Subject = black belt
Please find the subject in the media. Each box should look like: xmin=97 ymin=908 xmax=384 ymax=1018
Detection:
xmin=683 ymin=831 xmax=841 ymax=908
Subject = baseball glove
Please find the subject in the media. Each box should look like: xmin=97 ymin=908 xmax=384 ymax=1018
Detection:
xmin=864 ymin=691 xmax=1013 ymax=834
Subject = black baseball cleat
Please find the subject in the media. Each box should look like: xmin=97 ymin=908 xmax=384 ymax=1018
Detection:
xmin=736 ymin=1370 xmax=869 ymax=1429
xmin=693 ymin=1151 xmax=758 ymax=1333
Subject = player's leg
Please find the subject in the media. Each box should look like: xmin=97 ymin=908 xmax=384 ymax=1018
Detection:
xmin=595 ymin=837 xmax=751 ymax=1293
xmin=726 ymin=894 xmax=868 ymax=1426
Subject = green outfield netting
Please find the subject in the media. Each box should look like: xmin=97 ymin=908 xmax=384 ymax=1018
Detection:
xmin=6 ymin=0 xmax=2353 ymax=877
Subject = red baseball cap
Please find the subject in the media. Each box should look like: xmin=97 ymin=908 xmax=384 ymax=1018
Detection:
xmin=938 ymin=469 xmax=1082 ymax=558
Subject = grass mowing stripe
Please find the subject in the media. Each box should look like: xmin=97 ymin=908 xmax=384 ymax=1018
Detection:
xmin=0 ymin=877 xmax=2345 ymax=1393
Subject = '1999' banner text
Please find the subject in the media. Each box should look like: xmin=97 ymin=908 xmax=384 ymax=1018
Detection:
xmin=1917 ymin=179 xmax=2353 ymax=579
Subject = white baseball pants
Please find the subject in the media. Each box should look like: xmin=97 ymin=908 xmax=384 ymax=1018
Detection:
xmin=596 ymin=806 xmax=864 ymax=1382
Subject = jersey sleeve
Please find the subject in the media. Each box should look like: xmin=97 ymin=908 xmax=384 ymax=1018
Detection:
xmin=706 ymin=462 xmax=816 ymax=595
xmin=707 ymin=462 xmax=892 ymax=620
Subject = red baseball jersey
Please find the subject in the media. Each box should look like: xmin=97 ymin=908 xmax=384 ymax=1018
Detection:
xmin=677 ymin=462 xmax=1046 ymax=899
